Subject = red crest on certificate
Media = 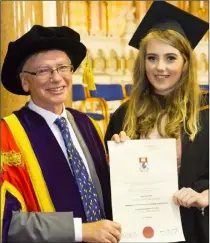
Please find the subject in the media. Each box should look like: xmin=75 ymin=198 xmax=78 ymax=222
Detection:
xmin=139 ymin=157 xmax=149 ymax=172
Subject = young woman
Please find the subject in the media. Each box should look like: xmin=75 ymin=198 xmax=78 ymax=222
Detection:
xmin=105 ymin=2 xmax=209 ymax=242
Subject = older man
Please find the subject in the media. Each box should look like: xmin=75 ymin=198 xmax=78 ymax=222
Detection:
xmin=1 ymin=25 xmax=121 ymax=243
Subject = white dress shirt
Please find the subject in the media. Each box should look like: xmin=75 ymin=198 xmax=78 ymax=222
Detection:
xmin=28 ymin=99 xmax=88 ymax=242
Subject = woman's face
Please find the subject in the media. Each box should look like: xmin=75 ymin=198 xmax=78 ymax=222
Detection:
xmin=145 ymin=39 xmax=185 ymax=95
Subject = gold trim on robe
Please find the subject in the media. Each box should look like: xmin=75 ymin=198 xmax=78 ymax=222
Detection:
xmin=4 ymin=114 xmax=55 ymax=212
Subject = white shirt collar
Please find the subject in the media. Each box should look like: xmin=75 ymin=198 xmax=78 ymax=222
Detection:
xmin=28 ymin=99 xmax=68 ymax=127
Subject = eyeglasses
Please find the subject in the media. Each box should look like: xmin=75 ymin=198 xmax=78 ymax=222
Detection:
xmin=22 ymin=65 xmax=74 ymax=79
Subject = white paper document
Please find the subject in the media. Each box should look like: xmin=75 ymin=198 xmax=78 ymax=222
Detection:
xmin=108 ymin=139 xmax=185 ymax=242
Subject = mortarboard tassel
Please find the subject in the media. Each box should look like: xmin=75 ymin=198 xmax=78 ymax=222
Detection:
xmin=82 ymin=53 xmax=96 ymax=91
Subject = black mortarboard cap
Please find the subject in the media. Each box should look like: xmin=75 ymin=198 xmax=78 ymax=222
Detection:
xmin=129 ymin=1 xmax=209 ymax=50
xmin=1 ymin=25 xmax=87 ymax=95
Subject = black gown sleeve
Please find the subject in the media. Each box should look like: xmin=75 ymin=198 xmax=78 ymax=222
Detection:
xmin=192 ymin=94 xmax=209 ymax=193
xmin=104 ymin=101 xmax=129 ymax=152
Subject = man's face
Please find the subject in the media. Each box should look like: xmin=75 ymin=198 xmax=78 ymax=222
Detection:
xmin=20 ymin=50 xmax=73 ymax=114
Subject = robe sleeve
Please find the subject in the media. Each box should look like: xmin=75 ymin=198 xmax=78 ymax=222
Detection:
xmin=8 ymin=211 xmax=75 ymax=243
xmin=1 ymin=181 xmax=76 ymax=243
xmin=1 ymin=182 xmax=23 ymax=243
xmin=1 ymin=120 xmax=76 ymax=243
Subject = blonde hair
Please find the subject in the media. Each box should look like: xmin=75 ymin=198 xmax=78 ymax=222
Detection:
xmin=123 ymin=29 xmax=201 ymax=141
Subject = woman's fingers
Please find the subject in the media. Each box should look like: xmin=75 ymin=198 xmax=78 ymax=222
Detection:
xmin=111 ymin=131 xmax=130 ymax=143
xmin=173 ymin=187 xmax=203 ymax=208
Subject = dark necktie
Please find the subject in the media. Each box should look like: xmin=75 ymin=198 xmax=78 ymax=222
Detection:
xmin=55 ymin=117 xmax=103 ymax=222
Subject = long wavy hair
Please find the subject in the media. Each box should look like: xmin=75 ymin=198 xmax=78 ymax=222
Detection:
xmin=123 ymin=29 xmax=201 ymax=141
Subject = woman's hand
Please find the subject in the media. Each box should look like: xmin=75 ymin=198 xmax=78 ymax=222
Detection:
xmin=173 ymin=187 xmax=209 ymax=209
xmin=111 ymin=131 xmax=130 ymax=143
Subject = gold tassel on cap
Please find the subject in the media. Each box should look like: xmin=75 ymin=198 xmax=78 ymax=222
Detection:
xmin=82 ymin=52 xmax=96 ymax=91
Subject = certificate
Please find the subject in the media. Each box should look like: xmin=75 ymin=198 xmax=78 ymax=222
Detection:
xmin=108 ymin=139 xmax=185 ymax=242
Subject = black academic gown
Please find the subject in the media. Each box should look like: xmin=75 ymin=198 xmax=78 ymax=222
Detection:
xmin=105 ymin=94 xmax=209 ymax=243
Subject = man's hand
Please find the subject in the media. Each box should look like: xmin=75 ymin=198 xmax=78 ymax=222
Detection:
xmin=173 ymin=187 xmax=209 ymax=208
xmin=82 ymin=220 xmax=121 ymax=243
xmin=111 ymin=131 xmax=130 ymax=143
